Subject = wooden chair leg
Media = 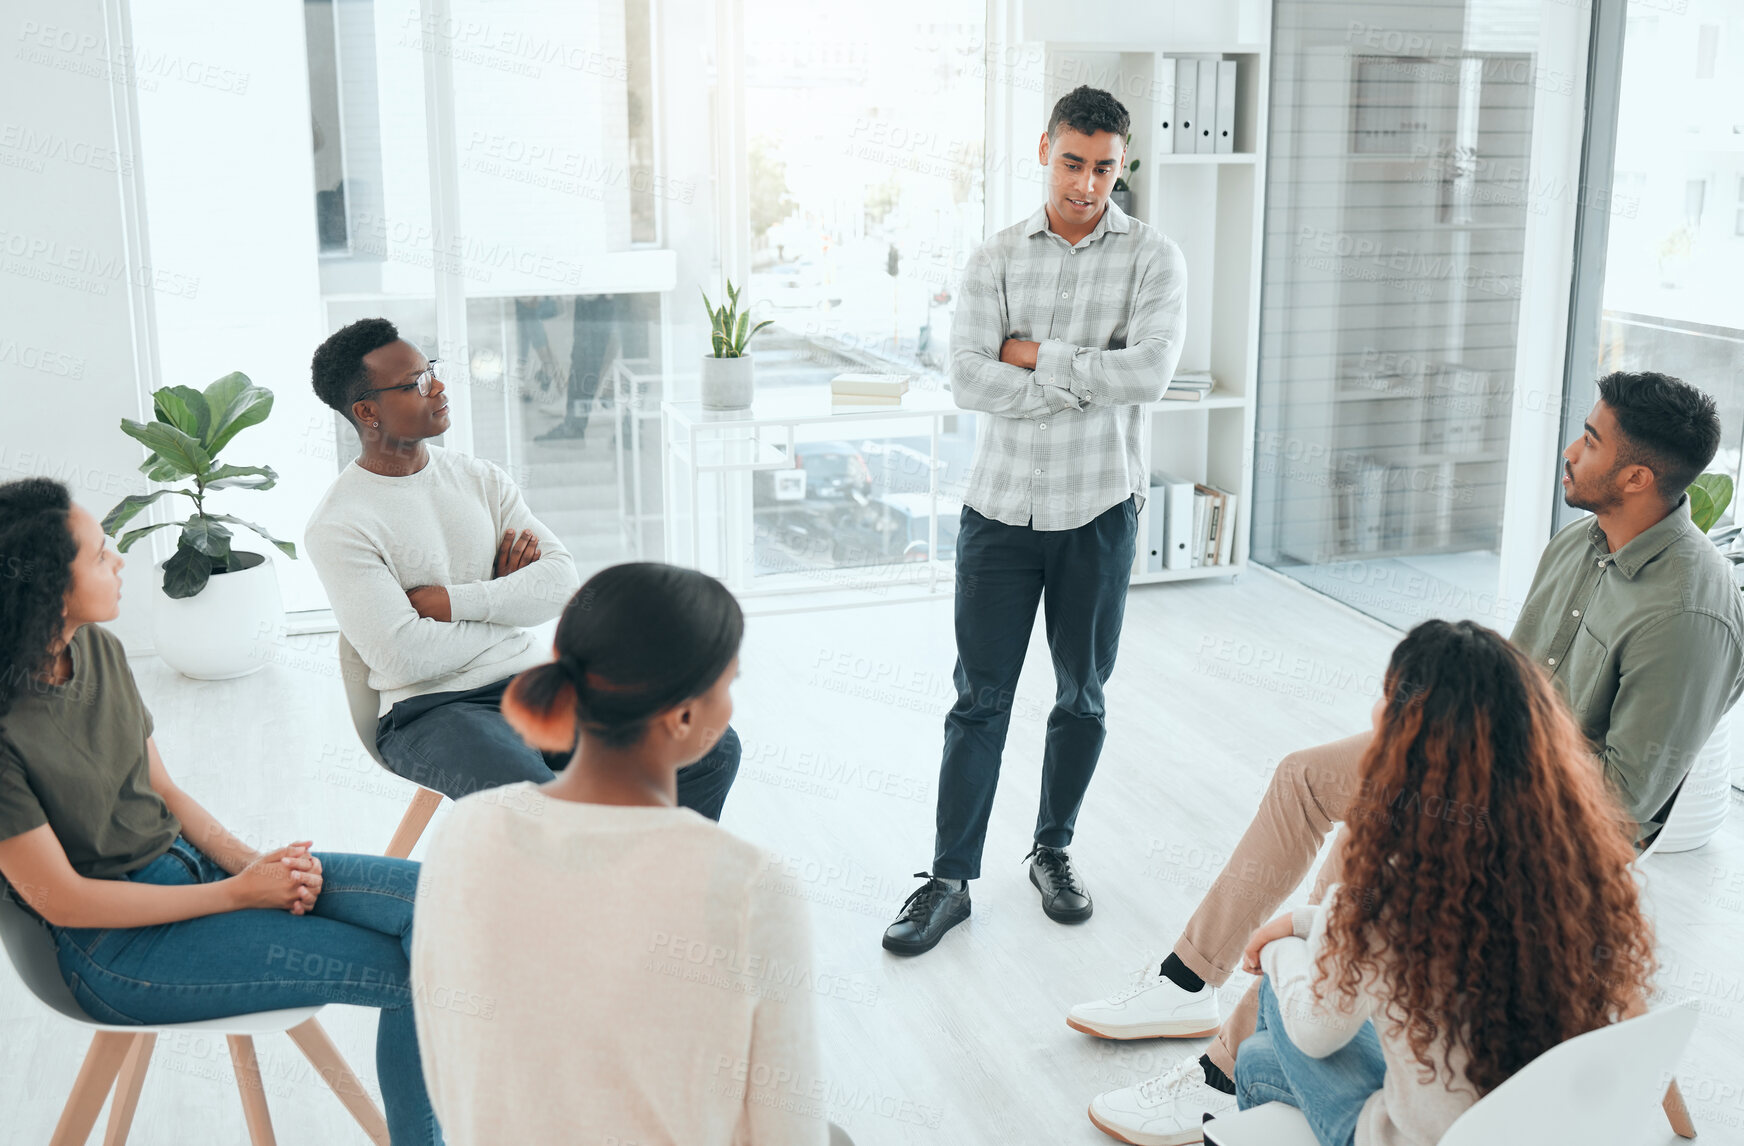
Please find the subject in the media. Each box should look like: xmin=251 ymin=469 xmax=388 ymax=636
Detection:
xmin=226 ymin=1035 xmax=277 ymax=1146
xmin=1664 ymin=1078 xmax=1697 ymax=1139
xmin=50 ymin=1032 xmax=133 ymax=1146
xmin=101 ymin=1033 xmax=157 ymax=1146
xmin=286 ymin=1018 xmax=390 ymax=1145
xmin=384 ymin=787 xmax=443 ymax=859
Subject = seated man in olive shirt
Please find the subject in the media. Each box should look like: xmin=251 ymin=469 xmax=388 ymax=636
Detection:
xmin=1077 ymin=370 xmax=1744 ymax=1144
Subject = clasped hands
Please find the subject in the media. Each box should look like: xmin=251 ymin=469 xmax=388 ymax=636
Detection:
xmin=229 ymin=842 xmax=323 ymax=915
xmin=406 ymin=528 xmax=542 ymax=622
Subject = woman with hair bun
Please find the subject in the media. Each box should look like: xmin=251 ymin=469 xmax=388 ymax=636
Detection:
xmin=410 ymin=562 xmax=834 ymax=1146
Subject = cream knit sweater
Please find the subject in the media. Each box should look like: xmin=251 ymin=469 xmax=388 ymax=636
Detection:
xmin=304 ymin=446 xmax=580 ymax=715
xmin=411 ymin=784 xmax=830 ymax=1146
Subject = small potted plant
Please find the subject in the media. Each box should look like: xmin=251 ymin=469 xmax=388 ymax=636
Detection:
xmin=1110 ymin=133 xmax=1140 ymax=217
xmin=700 ymin=279 xmax=773 ymax=410
xmin=102 ymin=372 xmax=296 ymax=679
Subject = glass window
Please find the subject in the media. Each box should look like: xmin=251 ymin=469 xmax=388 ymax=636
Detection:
xmin=739 ymin=0 xmax=986 ymax=579
xmin=1566 ymin=0 xmax=1744 ymax=518
xmin=1250 ymin=0 xmax=1559 ymax=627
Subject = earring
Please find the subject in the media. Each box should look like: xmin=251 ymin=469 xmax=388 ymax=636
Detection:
xmin=372 ymin=421 xmax=380 ymax=428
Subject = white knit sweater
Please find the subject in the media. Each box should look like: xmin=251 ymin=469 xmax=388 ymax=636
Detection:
xmin=304 ymin=446 xmax=580 ymax=715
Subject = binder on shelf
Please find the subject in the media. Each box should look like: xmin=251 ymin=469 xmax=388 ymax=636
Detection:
xmin=1173 ymin=59 xmax=1197 ymax=155
xmin=1215 ymin=488 xmax=1239 ymax=564
xmin=1195 ymin=59 xmax=1218 ymax=154
xmin=1154 ymin=473 xmax=1196 ymax=571
xmin=1214 ymin=60 xmax=1237 ymax=154
xmin=1156 ymin=58 xmax=1176 ymax=155
xmin=1196 ymin=483 xmax=1223 ymax=564
xmin=1145 ymin=481 xmax=1168 ymax=571
xmin=1190 ymin=487 xmax=1210 ymax=567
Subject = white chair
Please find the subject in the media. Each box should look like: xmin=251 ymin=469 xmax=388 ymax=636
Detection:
xmin=0 ymin=898 xmax=388 ymax=1145
xmin=1203 ymin=1003 xmax=1699 ymax=1146
xmin=336 ymin=633 xmax=444 ymax=858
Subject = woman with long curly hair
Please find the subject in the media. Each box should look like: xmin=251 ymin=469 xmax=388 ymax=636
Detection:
xmin=1230 ymin=619 xmax=1656 ymax=1146
xmin=0 ymin=478 xmax=443 ymax=1144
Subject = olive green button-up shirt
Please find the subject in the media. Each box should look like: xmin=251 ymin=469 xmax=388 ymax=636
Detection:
xmin=1510 ymin=497 xmax=1744 ymax=841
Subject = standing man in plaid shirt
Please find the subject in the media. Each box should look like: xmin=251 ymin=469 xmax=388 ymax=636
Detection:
xmin=883 ymin=87 xmax=1188 ymax=955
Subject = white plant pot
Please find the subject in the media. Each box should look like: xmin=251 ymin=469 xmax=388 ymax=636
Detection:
xmin=1655 ymin=706 xmax=1734 ymax=853
xmin=150 ymin=552 xmax=284 ymax=680
xmin=701 ymin=352 xmax=755 ymax=411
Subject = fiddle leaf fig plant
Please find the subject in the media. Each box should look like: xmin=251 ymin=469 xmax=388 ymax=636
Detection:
xmin=101 ymin=371 xmax=297 ymax=600
xmin=1689 ymin=471 xmax=1734 ymax=533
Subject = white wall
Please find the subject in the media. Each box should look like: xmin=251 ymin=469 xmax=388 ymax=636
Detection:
xmin=0 ymin=0 xmax=156 ymax=648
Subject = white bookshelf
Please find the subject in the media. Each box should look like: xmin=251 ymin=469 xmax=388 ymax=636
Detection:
xmin=1031 ymin=32 xmax=1271 ymax=587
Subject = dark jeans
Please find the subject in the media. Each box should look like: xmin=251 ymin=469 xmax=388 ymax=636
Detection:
xmin=932 ymin=497 xmax=1138 ymax=879
xmin=376 ymin=675 xmax=740 ymax=819
xmin=1234 ymin=976 xmax=1386 ymax=1146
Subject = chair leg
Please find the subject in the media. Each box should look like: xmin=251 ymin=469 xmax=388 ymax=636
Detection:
xmin=286 ymin=1017 xmax=390 ymax=1146
xmin=50 ymin=1032 xmax=134 ymax=1146
xmin=226 ymin=1035 xmax=277 ymax=1146
xmin=101 ymin=1033 xmax=156 ymax=1146
xmin=1664 ymin=1079 xmax=1697 ymax=1139
xmin=384 ymin=787 xmax=443 ymax=859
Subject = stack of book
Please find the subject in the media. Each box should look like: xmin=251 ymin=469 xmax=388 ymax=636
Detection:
xmin=1163 ymin=371 xmax=1216 ymax=402
xmin=830 ymin=373 xmax=909 ymax=410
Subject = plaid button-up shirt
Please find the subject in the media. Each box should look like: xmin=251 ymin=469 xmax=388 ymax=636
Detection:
xmin=950 ymin=199 xmax=1187 ymax=530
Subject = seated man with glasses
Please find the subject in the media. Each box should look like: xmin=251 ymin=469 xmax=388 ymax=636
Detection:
xmin=304 ymin=318 xmax=741 ymax=819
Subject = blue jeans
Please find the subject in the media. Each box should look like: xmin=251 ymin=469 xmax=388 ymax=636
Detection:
xmin=376 ymin=674 xmax=740 ymax=818
xmin=49 ymin=836 xmax=440 ymax=1146
xmin=933 ymin=498 xmax=1137 ymax=878
xmin=1234 ymin=976 xmax=1386 ymax=1146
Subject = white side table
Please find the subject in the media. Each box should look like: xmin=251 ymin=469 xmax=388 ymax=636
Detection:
xmin=661 ymin=386 xmax=963 ymax=609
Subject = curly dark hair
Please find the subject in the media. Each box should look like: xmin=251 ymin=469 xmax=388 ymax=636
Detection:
xmin=1595 ymin=370 xmax=1721 ymax=500
xmin=1047 ymin=85 xmax=1130 ymax=143
xmin=311 ymin=317 xmax=400 ymax=424
xmin=0 ymin=478 xmax=78 ymax=719
xmin=1322 ymin=619 xmax=1654 ymax=1097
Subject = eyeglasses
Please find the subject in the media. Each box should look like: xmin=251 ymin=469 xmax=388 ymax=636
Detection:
xmin=359 ymin=359 xmax=442 ymax=400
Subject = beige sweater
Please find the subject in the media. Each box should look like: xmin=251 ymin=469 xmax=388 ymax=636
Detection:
xmin=1260 ymin=888 xmax=1480 ymax=1146
xmin=411 ymin=784 xmax=829 ymax=1146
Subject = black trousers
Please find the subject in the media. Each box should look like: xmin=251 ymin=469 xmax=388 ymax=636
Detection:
xmin=932 ymin=497 xmax=1138 ymax=879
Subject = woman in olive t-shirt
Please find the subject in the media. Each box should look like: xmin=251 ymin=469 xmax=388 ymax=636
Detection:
xmin=0 ymin=478 xmax=442 ymax=1146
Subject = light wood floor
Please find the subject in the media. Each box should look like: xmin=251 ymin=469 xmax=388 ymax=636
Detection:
xmin=4 ymin=569 xmax=1740 ymax=1145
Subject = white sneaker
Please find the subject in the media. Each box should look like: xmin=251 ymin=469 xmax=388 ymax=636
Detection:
xmin=1088 ymin=1057 xmax=1237 ymax=1146
xmin=1068 ymin=964 xmax=1222 ymax=1039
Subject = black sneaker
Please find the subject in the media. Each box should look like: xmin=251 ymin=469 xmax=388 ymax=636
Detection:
xmin=881 ymin=872 xmax=971 ymax=955
xmin=1026 ymin=844 xmax=1092 ymax=923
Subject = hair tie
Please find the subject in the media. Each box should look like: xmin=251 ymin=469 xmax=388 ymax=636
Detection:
xmin=558 ymin=654 xmax=588 ymax=689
